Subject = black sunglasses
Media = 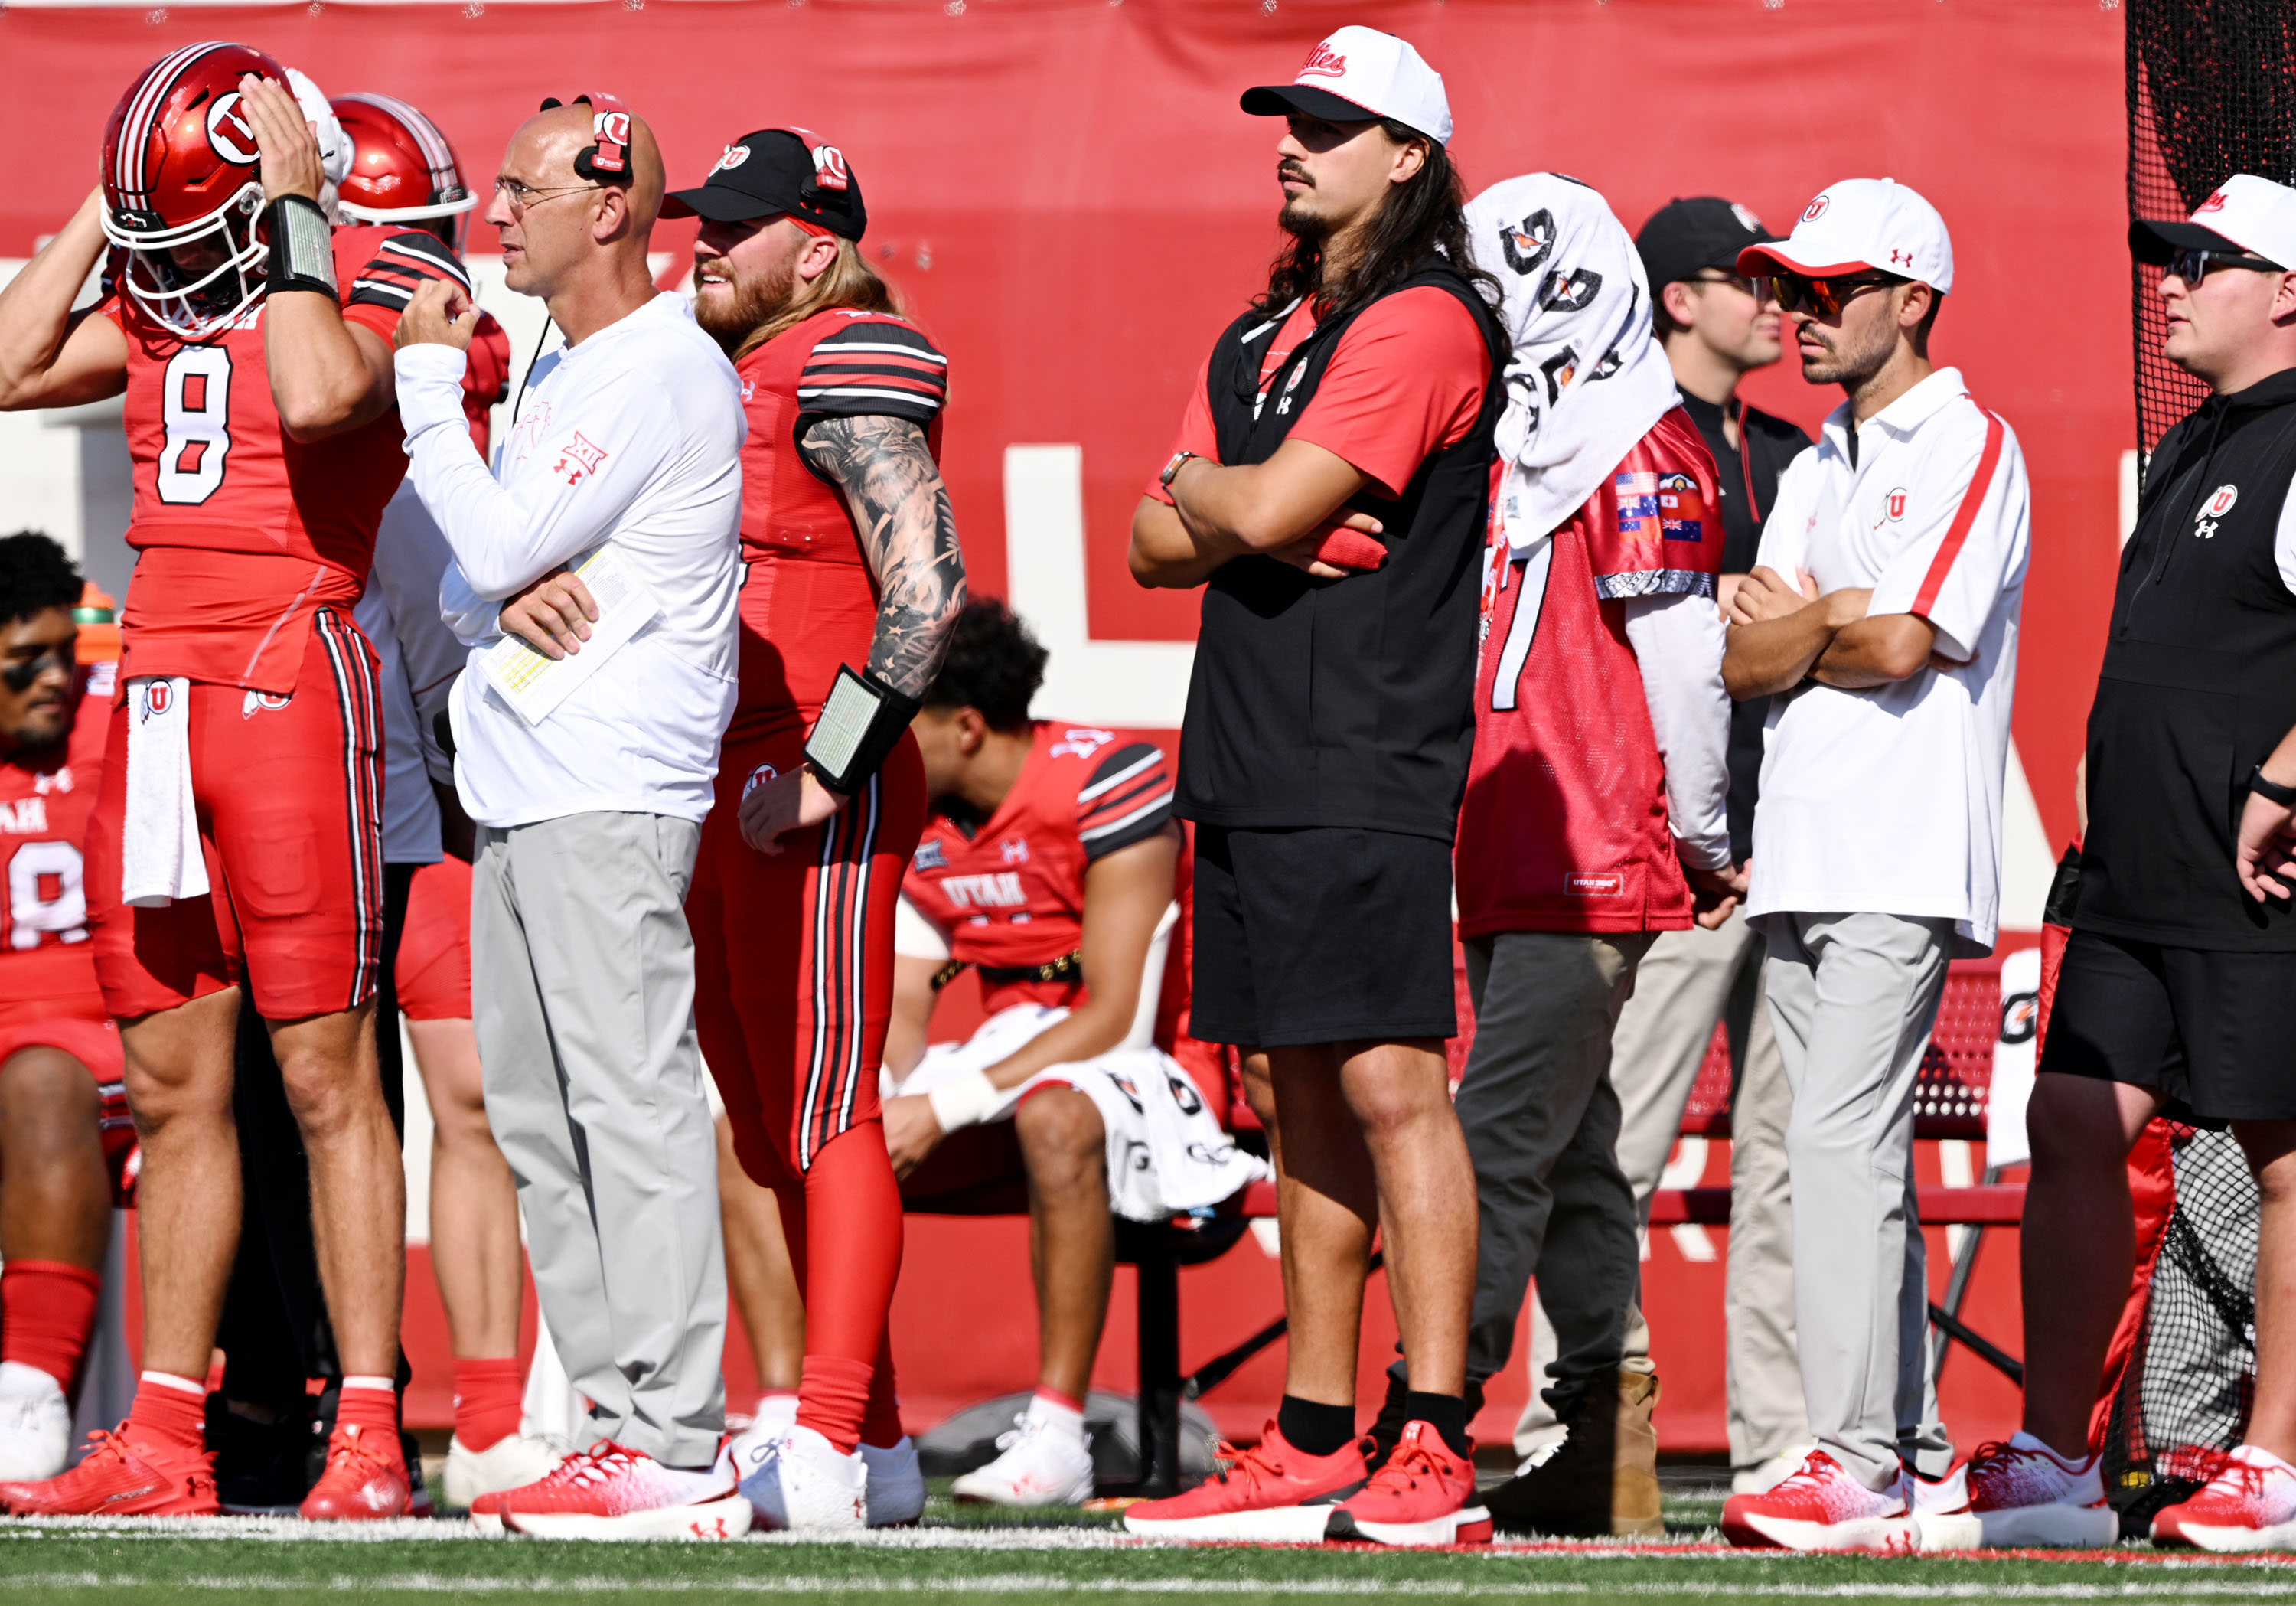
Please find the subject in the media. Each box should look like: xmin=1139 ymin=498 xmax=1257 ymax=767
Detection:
xmin=1768 ymin=272 xmax=1901 ymax=319
xmin=2166 ymin=246 xmax=2285 ymax=286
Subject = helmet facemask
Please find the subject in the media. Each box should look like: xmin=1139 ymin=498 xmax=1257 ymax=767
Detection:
xmin=103 ymin=181 xmax=267 ymax=341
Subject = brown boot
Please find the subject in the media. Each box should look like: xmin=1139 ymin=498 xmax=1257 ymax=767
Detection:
xmin=1610 ymin=1369 xmax=1663 ymax=1538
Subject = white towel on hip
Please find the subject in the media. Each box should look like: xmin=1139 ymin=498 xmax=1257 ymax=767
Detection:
xmin=1465 ymin=172 xmax=1683 ymax=554
xmin=121 ymin=675 xmax=207 ymax=907
xmin=891 ymin=1003 xmax=1267 ymax=1222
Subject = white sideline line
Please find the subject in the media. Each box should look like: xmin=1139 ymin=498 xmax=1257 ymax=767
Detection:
xmin=11 ymin=1576 xmax=2296 ymax=1599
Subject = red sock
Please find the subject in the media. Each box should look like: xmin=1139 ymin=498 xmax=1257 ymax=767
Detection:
xmin=0 ymin=1261 xmax=101 ymax=1392
xmin=452 ymin=1357 xmax=523 ymax=1452
xmin=126 ymin=1372 xmax=207 ymax=1455
xmin=792 ymin=1123 xmax=904 ymax=1455
xmin=862 ymin=1335 xmax=905 ymax=1449
xmin=337 ymin=1376 xmax=400 ymax=1444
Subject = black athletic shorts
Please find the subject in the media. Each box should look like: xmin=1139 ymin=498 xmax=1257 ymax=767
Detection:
xmin=1189 ymin=823 xmax=1458 ymax=1049
xmin=2039 ymin=928 xmax=2296 ymax=1124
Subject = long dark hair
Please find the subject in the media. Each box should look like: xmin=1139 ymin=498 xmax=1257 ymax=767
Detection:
xmin=1252 ymin=121 xmax=1500 ymax=324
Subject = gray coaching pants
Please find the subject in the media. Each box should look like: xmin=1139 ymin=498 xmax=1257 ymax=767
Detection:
xmin=472 ymin=811 xmax=726 ymax=1468
xmin=1512 ymin=909 xmax=1809 ymax=1470
xmin=1763 ymin=910 xmax=1955 ymax=1490
xmin=1455 ymin=929 xmax=1653 ymax=1402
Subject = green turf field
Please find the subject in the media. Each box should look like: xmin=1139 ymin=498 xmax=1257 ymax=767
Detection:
xmin=5 ymin=1484 xmax=2294 ymax=1604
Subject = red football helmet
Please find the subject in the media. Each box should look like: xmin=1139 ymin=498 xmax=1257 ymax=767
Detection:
xmin=331 ymin=93 xmax=479 ymax=254
xmin=100 ymin=41 xmax=284 ymax=340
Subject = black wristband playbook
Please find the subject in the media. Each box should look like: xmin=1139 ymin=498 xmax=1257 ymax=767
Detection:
xmin=804 ymin=664 xmax=921 ymax=795
xmin=2252 ymin=763 xmax=2296 ymax=808
xmin=263 ymin=194 xmax=338 ymax=299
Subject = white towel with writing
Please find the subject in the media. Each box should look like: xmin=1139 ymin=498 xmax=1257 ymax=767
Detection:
xmin=122 ymin=676 xmax=207 ymax=907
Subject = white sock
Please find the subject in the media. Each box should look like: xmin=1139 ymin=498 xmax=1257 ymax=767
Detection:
xmin=753 ymin=1392 xmax=797 ymax=1438
xmin=1025 ymin=1390 xmax=1086 ymax=1448
xmin=140 ymin=1369 xmax=204 ymax=1396
xmin=0 ymin=1360 xmax=64 ymax=1399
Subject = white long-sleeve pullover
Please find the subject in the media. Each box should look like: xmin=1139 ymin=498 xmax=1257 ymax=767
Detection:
xmin=394 ymin=292 xmax=747 ymax=830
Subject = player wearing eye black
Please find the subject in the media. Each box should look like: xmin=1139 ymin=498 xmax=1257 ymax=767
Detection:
xmin=0 ymin=536 xmax=131 ymax=1490
xmin=0 ymin=44 xmax=475 ymax=1523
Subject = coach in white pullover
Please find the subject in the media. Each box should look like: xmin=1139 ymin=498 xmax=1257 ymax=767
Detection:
xmin=391 ymin=99 xmax=752 ymax=1538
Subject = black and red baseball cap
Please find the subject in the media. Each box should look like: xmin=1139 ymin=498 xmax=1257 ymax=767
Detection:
xmin=662 ymin=127 xmax=866 ymax=240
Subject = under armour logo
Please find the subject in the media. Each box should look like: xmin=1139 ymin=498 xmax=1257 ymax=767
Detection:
xmin=1889 ymin=248 xmax=1915 ymax=267
xmin=689 ymin=1516 xmax=729 ymax=1539
xmin=2196 ymin=517 xmax=2221 ymax=540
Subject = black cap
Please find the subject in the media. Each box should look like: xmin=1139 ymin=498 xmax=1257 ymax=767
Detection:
xmin=2128 ymin=216 xmax=2248 ymax=264
xmin=1636 ymin=197 xmax=1778 ymax=289
xmin=662 ymin=129 xmax=866 ymax=241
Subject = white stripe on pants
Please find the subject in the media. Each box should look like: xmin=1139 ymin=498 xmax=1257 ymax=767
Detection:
xmin=472 ymin=811 xmax=726 ymax=1468
xmin=1761 ymin=910 xmax=1954 ymax=1490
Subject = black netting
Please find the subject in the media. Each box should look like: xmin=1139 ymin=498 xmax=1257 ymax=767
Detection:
xmin=2102 ymin=1125 xmax=2259 ymax=1525
xmin=2127 ymin=0 xmax=2296 ymax=453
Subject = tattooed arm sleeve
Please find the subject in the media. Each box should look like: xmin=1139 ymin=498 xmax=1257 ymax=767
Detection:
xmin=797 ymin=413 xmax=968 ymax=700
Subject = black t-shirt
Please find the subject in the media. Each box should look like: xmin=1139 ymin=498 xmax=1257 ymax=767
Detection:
xmin=1678 ymin=390 xmax=1810 ymax=865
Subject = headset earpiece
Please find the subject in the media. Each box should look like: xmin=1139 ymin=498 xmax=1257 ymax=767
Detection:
xmin=541 ymin=92 xmax=633 ymax=184
xmin=769 ymin=126 xmax=850 ymax=208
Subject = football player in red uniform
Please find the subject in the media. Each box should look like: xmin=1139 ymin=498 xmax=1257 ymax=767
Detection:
xmin=652 ymin=127 xmax=964 ymax=1532
xmin=0 ymin=44 xmax=471 ymax=1520
xmin=880 ymin=601 xmax=1260 ymax=1507
xmin=0 ymin=536 xmax=132 ymax=1485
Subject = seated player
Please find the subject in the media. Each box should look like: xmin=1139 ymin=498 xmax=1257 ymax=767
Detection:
xmin=0 ymin=534 xmax=132 ymax=1481
xmin=879 ymin=600 xmax=1262 ymax=1507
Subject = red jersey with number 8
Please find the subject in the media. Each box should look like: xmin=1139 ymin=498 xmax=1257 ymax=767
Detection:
xmin=0 ymin=663 xmax=113 ymax=1030
xmin=100 ymin=224 xmax=471 ymax=691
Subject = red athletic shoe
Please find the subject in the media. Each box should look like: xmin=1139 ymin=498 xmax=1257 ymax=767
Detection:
xmin=495 ymin=1441 xmax=750 ymax=1540
xmin=298 ymin=1422 xmax=410 ymax=1521
xmin=0 ymin=1425 xmax=217 ymax=1517
xmin=2153 ymin=1445 xmax=2296 ymax=1552
xmin=1122 ymin=1422 xmax=1365 ymax=1542
xmin=1326 ymin=1421 xmax=1490 ymax=1546
xmin=1721 ymin=1448 xmax=1918 ymax=1553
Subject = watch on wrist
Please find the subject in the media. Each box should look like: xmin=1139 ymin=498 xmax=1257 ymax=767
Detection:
xmin=1159 ymin=449 xmax=1199 ymax=490
xmin=2253 ymin=763 xmax=2296 ymax=808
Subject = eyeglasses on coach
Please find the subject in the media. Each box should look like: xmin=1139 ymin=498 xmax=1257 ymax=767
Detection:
xmin=2165 ymin=246 xmax=2285 ymax=286
xmin=1768 ymin=272 xmax=1901 ymax=319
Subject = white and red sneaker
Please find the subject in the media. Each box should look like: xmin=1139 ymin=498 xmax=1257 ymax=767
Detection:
xmin=1916 ymin=1433 xmax=2115 ymax=1550
xmin=1721 ymin=1448 xmax=1919 ymax=1553
xmin=299 ymin=1422 xmax=411 ymax=1520
xmin=1325 ymin=1421 xmax=1491 ymax=1547
xmin=0 ymin=1424 xmax=218 ymax=1517
xmin=494 ymin=1441 xmax=751 ymax=1540
xmin=1123 ymin=1421 xmax=1365 ymax=1542
xmin=2153 ymin=1444 xmax=2296 ymax=1552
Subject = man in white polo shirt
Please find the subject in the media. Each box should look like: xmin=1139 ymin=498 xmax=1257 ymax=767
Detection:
xmin=1715 ymin=178 xmax=2029 ymax=1552
xmin=387 ymin=95 xmax=750 ymax=1539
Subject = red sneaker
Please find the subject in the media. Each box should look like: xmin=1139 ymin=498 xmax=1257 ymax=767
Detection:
xmin=1326 ymin=1421 xmax=1491 ymax=1547
xmin=299 ymin=1422 xmax=410 ymax=1521
xmin=496 ymin=1441 xmax=751 ymax=1540
xmin=0 ymin=1425 xmax=217 ymax=1517
xmin=1122 ymin=1422 xmax=1365 ymax=1542
xmin=468 ymin=1485 xmax=511 ymax=1536
xmin=1721 ymin=1448 xmax=1917 ymax=1553
xmin=2153 ymin=1445 xmax=2296 ymax=1552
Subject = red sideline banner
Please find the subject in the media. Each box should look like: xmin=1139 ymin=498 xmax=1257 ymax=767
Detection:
xmin=7 ymin=0 xmax=2120 ymax=845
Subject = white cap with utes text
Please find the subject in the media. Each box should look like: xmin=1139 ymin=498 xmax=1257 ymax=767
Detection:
xmin=1737 ymin=176 xmax=1954 ymax=296
xmin=2130 ymin=174 xmax=2296 ymax=271
xmin=1241 ymin=26 xmax=1453 ymax=148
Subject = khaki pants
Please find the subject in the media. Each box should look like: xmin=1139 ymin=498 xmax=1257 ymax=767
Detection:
xmin=1513 ymin=912 xmax=1806 ymax=1469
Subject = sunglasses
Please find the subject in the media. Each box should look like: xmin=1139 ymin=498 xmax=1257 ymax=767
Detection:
xmin=1688 ymin=271 xmax=1768 ymax=302
xmin=1768 ymin=272 xmax=1901 ymax=318
xmin=2165 ymin=246 xmax=2285 ymax=286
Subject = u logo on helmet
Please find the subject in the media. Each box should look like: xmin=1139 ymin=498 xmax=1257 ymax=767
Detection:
xmin=206 ymin=93 xmax=260 ymax=165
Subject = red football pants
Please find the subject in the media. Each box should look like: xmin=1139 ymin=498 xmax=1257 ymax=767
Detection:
xmin=83 ymin=609 xmax=385 ymax=1021
xmin=689 ymin=729 xmax=925 ymax=1451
